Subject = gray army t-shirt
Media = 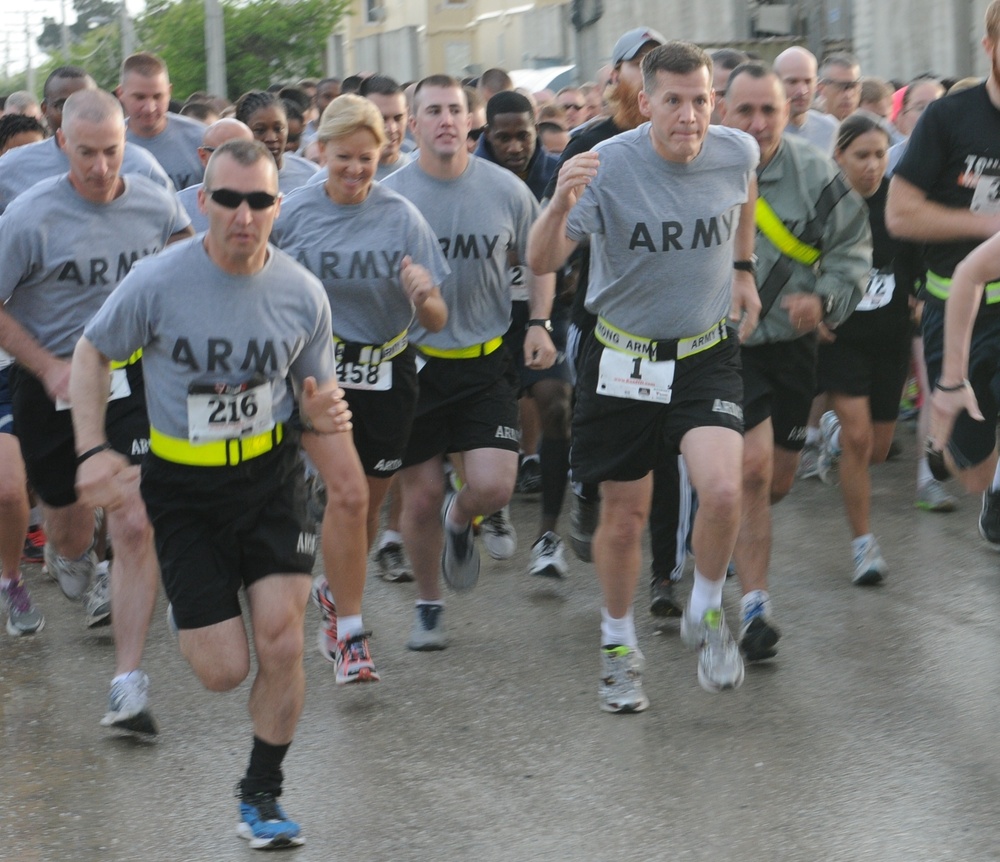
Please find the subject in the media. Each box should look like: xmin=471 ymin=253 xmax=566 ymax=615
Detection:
xmin=279 ymin=154 xmax=321 ymax=194
xmin=126 ymin=113 xmax=205 ymax=190
xmin=83 ymin=238 xmax=336 ymax=440
xmin=176 ymin=182 xmax=207 ymax=233
xmin=0 ymin=136 xmax=173 ymax=214
xmin=0 ymin=173 xmax=191 ymax=358
xmin=273 ymin=181 xmax=450 ymax=344
xmin=382 ymin=156 xmax=539 ymax=349
xmin=566 ymin=123 xmax=758 ymax=340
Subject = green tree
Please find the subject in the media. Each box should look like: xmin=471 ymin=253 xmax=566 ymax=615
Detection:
xmin=37 ymin=0 xmax=122 ymax=53
xmin=137 ymin=0 xmax=348 ymax=101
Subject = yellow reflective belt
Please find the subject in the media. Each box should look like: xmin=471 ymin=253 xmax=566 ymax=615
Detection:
xmin=150 ymin=423 xmax=284 ymax=467
xmin=418 ymin=336 xmax=503 ymax=360
xmin=755 ymin=198 xmax=821 ymax=266
xmin=925 ymin=270 xmax=1000 ymax=304
xmin=595 ymin=317 xmax=727 ymax=361
xmin=333 ymin=328 xmax=409 ymax=363
xmin=109 ymin=348 xmax=143 ymax=370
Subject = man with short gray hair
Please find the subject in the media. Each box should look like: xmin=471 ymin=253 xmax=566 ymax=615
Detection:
xmin=0 ymin=88 xmax=192 ymax=735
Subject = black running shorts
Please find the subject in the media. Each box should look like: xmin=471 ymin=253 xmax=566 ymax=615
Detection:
xmin=141 ymin=440 xmax=315 ymax=630
xmin=817 ymin=336 xmax=909 ymax=423
xmin=740 ymin=336 xmax=818 ymax=451
xmin=571 ymin=329 xmax=744 ymax=485
xmin=10 ymin=362 xmax=149 ymax=507
xmin=402 ymin=345 xmax=519 ymax=467
xmin=340 ymin=346 xmax=418 ymax=477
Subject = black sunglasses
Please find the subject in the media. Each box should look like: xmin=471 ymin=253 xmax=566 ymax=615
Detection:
xmin=468 ymin=125 xmax=487 ymax=142
xmin=207 ymin=188 xmax=279 ymax=210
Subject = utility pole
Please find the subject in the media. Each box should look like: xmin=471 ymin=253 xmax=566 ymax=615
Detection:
xmin=24 ymin=12 xmax=36 ymax=95
xmin=204 ymin=0 xmax=227 ymax=98
xmin=121 ymin=1 xmax=135 ymax=60
xmin=61 ymin=0 xmax=72 ymax=57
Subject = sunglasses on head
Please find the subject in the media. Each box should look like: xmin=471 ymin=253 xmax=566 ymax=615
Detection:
xmin=208 ymin=188 xmax=279 ymax=210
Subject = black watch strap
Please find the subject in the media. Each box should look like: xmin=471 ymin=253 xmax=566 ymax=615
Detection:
xmin=526 ymin=318 xmax=553 ymax=333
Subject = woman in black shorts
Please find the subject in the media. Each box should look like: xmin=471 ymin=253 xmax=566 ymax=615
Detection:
xmin=817 ymin=111 xmax=911 ymax=586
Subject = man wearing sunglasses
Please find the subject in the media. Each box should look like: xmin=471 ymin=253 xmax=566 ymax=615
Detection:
xmin=70 ymin=137 xmax=352 ymax=849
xmin=0 ymin=88 xmax=192 ymax=734
xmin=817 ymin=53 xmax=863 ymax=122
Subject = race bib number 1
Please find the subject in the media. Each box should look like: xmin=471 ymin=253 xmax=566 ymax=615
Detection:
xmin=597 ymin=349 xmax=674 ymax=403
xmin=187 ymin=379 xmax=274 ymax=442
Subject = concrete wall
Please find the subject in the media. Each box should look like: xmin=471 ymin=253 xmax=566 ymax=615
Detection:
xmin=333 ymin=0 xmax=995 ymax=87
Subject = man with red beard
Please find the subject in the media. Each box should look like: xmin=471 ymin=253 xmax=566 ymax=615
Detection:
xmin=892 ymin=0 xmax=1000 ymax=550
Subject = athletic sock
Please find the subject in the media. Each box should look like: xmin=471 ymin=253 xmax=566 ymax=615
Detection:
xmin=600 ymin=606 xmax=637 ymax=649
xmin=242 ymin=736 xmax=290 ymax=798
xmin=338 ymin=614 xmax=363 ymax=640
xmin=741 ymin=589 xmax=769 ymax=617
xmin=539 ymin=436 xmax=570 ymax=522
xmin=916 ymin=457 xmax=934 ymax=487
xmin=688 ymin=568 xmax=724 ymax=621
xmin=378 ymin=529 xmax=403 ymax=549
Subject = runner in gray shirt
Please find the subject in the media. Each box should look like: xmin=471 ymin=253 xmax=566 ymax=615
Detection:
xmin=0 ymin=89 xmax=193 ymax=736
xmin=529 ymin=42 xmax=760 ymax=713
xmin=235 ymin=90 xmax=321 ymax=194
xmin=70 ymin=138 xmax=350 ymax=850
xmin=275 ymin=94 xmax=449 ymax=678
xmin=380 ymin=74 xmax=556 ymax=650
xmin=0 ymin=66 xmax=172 ymax=214
xmin=117 ymin=52 xmax=206 ymax=190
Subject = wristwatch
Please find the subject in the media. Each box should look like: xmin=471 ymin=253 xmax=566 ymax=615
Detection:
xmin=733 ymin=257 xmax=757 ymax=277
xmin=526 ymin=318 xmax=553 ymax=333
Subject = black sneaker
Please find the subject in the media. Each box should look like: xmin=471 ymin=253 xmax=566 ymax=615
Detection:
xmin=979 ymin=490 xmax=1000 ymax=550
xmin=649 ymin=578 xmax=683 ymax=618
xmin=516 ymin=456 xmax=542 ymax=494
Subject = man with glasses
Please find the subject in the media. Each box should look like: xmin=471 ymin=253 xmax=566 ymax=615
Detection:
xmin=817 ymin=53 xmax=863 ymax=122
xmin=70 ymin=138 xmax=351 ymax=849
xmin=773 ymin=46 xmax=838 ymax=154
xmin=0 ymin=88 xmax=191 ymax=733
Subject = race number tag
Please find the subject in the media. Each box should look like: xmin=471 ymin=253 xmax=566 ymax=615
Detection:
xmin=597 ymin=348 xmax=674 ymax=403
xmin=971 ymin=170 xmax=1000 ymax=215
xmin=336 ymin=358 xmax=391 ymax=391
xmin=855 ymin=269 xmax=895 ymax=312
xmin=510 ymin=264 xmax=529 ymax=302
xmin=186 ymin=379 xmax=274 ymax=442
xmin=55 ymin=367 xmax=130 ymax=411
